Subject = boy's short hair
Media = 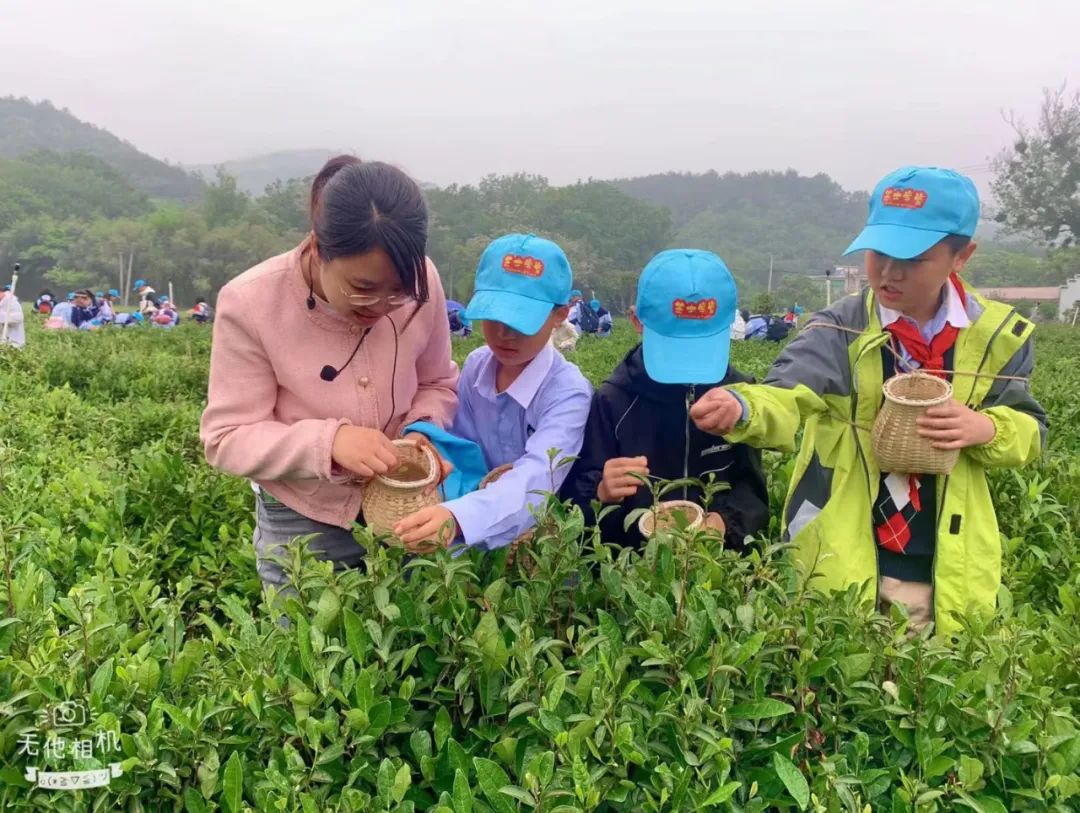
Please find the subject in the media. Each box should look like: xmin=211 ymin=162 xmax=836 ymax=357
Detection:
xmin=464 ymin=233 xmax=572 ymax=336
xmin=940 ymin=234 xmax=972 ymax=254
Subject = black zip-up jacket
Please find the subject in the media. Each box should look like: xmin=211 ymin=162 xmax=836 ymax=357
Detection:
xmin=560 ymin=344 xmax=770 ymax=549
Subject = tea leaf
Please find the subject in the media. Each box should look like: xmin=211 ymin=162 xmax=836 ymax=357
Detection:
xmin=702 ymin=781 xmax=742 ymax=805
xmin=378 ymin=758 xmax=396 ymax=807
xmin=221 ymin=750 xmax=243 ymax=813
xmin=772 ymin=752 xmax=809 ymax=810
xmin=473 ymin=613 xmax=509 ymax=673
xmin=729 ymin=699 xmax=794 ymax=720
xmin=394 ymin=762 xmax=412 ymax=804
xmin=434 ymin=705 xmax=453 ymax=751
xmin=453 ymin=769 xmax=473 ymax=813
xmin=474 ymin=758 xmax=516 ymax=813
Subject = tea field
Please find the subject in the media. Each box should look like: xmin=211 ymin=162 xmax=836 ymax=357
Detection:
xmin=1 ymin=319 xmax=1079 ymax=812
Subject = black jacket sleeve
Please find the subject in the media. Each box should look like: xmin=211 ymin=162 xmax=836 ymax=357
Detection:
xmin=560 ymin=389 xmax=630 ymax=543
xmin=708 ymin=442 xmax=770 ymax=550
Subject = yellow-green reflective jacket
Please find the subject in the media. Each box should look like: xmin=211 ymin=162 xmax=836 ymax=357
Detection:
xmin=727 ymin=285 xmax=1047 ymax=634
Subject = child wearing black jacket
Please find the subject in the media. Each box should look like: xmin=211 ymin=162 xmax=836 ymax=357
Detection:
xmin=561 ymin=250 xmax=769 ymax=549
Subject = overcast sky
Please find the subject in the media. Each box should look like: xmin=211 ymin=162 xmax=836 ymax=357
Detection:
xmin=3 ymin=0 xmax=1078 ymax=192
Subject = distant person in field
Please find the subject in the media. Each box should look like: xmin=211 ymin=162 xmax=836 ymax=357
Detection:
xmin=562 ymin=250 xmax=768 ymax=550
xmin=552 ymin=315 xmax=578 ymax=353
xmin=567 ymin=289 xmax=584 ymax=328
xmin=393 ymin=233 xmax=592 ymax=552
xmin=97 ymin=289 xmax=117 ymax=323
xmin=590 ymin=298 xmax=613 ymax=336
xmin=0 ymin=285 xmax=25 ymax=349
xmin=731 ymin=307 xmax=747 ymax=341
xmin=45 ymin=294 xmax=76 ymax=329
xmin=200 ymin=155 xmax=458 ymax=596
xmin=153 ymin=296 xmax=179 ymax=327
xmin=191 ymin=297 xmax=214 ymax=324
xmin=134 ymin=279 xmax=159 ymax=315
xmin=34 ymin=291 xmax=55 ymax=314
xmin=71 ymin=289 xmax=101 ymax=328
xmin=689 ymin=167 xmax=1046 ymax=635
xmin=744 ymin=312 xmax=769 ymax=340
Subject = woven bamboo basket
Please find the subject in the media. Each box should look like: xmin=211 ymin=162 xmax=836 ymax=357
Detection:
xmin=638 ymin=500 xmax=705 ymax=539
xmin=871 ymin=372 xmax=959 ymax=475
xmin=363 ymin=440 xmax=441 ymax=539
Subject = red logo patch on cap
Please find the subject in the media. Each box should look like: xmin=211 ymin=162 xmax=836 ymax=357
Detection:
xmin=501 ymin=254 xmax=544 ymax=277
xmin=672 ymin=298 xmax=717 ymax=320
xmin=882 ymin=187 xmax=928 ymax=209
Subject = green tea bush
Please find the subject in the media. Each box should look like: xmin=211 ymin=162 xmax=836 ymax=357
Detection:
xmin=0 ymin=320 xmax=1078 ymax=811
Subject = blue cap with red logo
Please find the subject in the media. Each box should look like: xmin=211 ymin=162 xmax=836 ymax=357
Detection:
xmin=636 ymin=249 xmax=738 ymax=384
xmin=844 ymin=166 xmax=979 ymax=260
xmin=465 ymin=233 xmax=573 ymax=336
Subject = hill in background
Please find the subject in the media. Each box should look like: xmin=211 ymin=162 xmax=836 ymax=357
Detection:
xmin=0 ymin=97 xmax=205 ymax=202
xmin=614 ymin=170 xmax=869 ymax=288
xmin=186 ymin=149 xmax=343 ymax=196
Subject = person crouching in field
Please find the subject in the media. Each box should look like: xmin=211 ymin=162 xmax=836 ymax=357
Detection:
xmin=200 ymin=156 xmax=458 ymax=596
xmin=71 ymin=290 xmax=101 ymax=328
xmin=393 ymin=234 xmax=593 ymax=552
xmin=688 ymin=167 xmax=1046 ymax=635
xmin=561 ymin=249 xmax=769 ymax=550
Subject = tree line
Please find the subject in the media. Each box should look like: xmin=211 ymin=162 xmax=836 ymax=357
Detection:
xmin=1 ymin=86 xmax=1078 ymax=311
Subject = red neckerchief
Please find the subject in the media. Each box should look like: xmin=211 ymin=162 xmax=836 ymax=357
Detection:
xmin=883 ymin=274 xmax=967 ymax=376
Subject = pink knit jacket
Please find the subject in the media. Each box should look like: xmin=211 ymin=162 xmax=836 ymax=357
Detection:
xmin=200 ymin=242 xmax=459 ymax=528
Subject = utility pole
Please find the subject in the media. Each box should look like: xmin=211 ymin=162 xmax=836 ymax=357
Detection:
xmin=825 ymin=267 xmax=833 ymax=307
xmin=768 ymin=255 xmax=774 ymax=293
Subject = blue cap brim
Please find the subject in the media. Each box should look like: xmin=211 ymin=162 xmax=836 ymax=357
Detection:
xmin=642 ymin=325 xmax=731 ymax=385
xmin=465 ymin=290 xmax=554 ymax=336
xmin=843 ymin=224 xmax=949 ymax=260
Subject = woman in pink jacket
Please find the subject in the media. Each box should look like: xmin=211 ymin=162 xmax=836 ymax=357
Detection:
xmin=200 ymin=156 xmax=458 ymax=594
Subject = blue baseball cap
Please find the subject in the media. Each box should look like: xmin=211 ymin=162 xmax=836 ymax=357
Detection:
xmin=67 ymin=292 xmax=75 ymax=301
xmin=636 ymin=249 xmax=738 ymax=385
xmin=159 ymin=295 xmax=170 ymax=303
xmin=844 ymin=166 xmax=979 ymax=260
xmin=95 ymin=291 xmax=104 ymax=298
xmin=133 ymin=279 xmax=146 ymax=290
xmin=465 ymin=233 xmax=573 ymax=336
xmin=570 ymin=289 xmax=583 ymax=299
xmin=108 ymin=288 xmax=119 ymax=297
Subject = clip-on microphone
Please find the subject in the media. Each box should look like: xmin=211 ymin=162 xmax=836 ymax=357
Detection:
xmin=320 ymin=330 xmax=368 ymax=381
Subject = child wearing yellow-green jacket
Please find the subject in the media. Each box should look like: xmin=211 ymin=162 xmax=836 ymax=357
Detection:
xmin=689 ymin=167 xmax=1047 ymax=634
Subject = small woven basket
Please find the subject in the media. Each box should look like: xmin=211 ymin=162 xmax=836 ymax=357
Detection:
xmin=363 ymin=440 xmax=441 ymax=539
xmin=638 ymin=500 xmax=705 ymax=539
xmin=871 ymin=372 xmax=959 ymax=475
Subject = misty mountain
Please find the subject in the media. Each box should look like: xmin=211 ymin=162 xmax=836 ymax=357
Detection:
xmin=188 ymin=149 xmax=440 ymax=195
xmin=0 ymin=97 xmax=205 ymax=202
xmin=186 ymin=149 xmax=344 ymax=195
xmin=611 ymin=169 xmax=871 ymax=284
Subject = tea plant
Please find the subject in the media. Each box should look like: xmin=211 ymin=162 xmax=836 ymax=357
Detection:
xmin=0 ymin=320 xmax=1077 ymax=811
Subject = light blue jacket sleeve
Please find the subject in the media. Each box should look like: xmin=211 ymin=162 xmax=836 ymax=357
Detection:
xmin=443 ymin=383 xmax=592 ymax=549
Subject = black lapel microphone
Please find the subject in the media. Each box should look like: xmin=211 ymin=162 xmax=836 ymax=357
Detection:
xmin=317 ymin=313 xmax=400 ymax=434
xmin=306 ymin=268 xmax=316 ymax=310
xmin=320 ymin=329 xmax=369 ymax=381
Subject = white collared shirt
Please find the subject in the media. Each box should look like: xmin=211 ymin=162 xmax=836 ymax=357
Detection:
xmin=878 ymin=281 xmax=971 ymax=370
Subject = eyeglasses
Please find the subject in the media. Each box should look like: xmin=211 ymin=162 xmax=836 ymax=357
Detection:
xmin=334 ymin=278 xmax=413 ymax=308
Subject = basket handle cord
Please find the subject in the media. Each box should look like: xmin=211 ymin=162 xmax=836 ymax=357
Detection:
xmin=800 ymin=322 xmax=1030 ymax=383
